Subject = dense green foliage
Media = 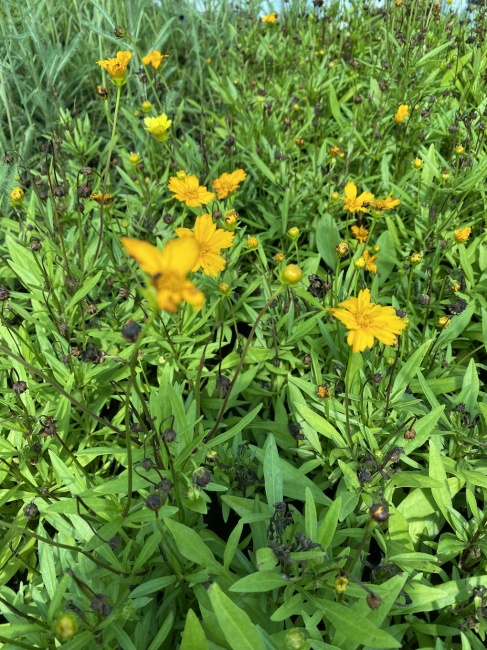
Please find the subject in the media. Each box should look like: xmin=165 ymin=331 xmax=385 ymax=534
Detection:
xmin=1 ymin=0 xmax=487 ymax=648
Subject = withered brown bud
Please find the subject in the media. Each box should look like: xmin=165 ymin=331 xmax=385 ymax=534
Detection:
xmin=13 ymin=380 xmax=28 ymax=394
xmin=3 ymin=153 xmax=14 ymax=164
xmin=418 ymin=293 xmax=430 ymax=306
xmin=0 ymin=287 xmax=10 ymax=301
xmin=85 ymin=303 xmax=98 ymax=315
xmin=145 ymin=494 xmax=162 ymax=511
xmin=91 ymin=593 xmax=111 ymax=617
xmin=121 ymin=320 xmax=141 ymax=343
xmin=113 ymin=25 xmax=126 ymax=38
xmin=130 ymin=422 xmax=143 ymax=434
xmin=119 ymin=288 xmax=131 ymax=300
xmin=288 ymin=422 xmax=304 ymax=440
xmin=141 ymin=458 xmax=154 ymax=471
xmin=193 ymin=467 xmax=212 ymax=487
xmin=366 ymin=592 xmax=382 ymax=610
xmin=369 ymin=504 xmax=389 ymax=522
xmin=404 ymin=427 xmax=416 ymax=440
xmin=30 ymin=240 xmax=42 ymax=252
xmin=53 ymin=185 xmax=66 ymax=198
xmin=216 ymin=375 xmax=231 ymax=393
xmin=23 ymin=502 xmax=39 ymax=519
xmin=163 ymin=213 xmax=174 ymax=224
xmin=108 ymin=535 xmax=122 ymax=549
xmin=162 ymin=428 xmax=177 ymax=443
xmin=77 ymin=184 xmax=91 ymax=198
xmin=303 ymin=354 xmax=312 ymax=366
xmin=158 ymin=478 xmax=172 ymax=494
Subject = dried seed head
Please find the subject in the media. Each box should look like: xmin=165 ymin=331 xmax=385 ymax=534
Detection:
xmin=366 ymin=592 xmax=382 ymax=610
xmin=23 ymin=502 xmax=39 ymax=519
xmin=162 ymin=428 xmax=177 ymax=443
xmin=90 ymin=593 xmax=111 ymax=617
xmin=145 ymin=494 xmax=162 ymax=511
xmin=193 ymin=467 xmax=212 ymax=487
xmin=140 ymin=458 xmax=154 ymax=471
xmin=404 ymin=427 xmax=416 ymax=440
xmin=121 ymin=320 xmax=141 ymax=342
xmin=12 ymin=380 xmax=28 ymax=394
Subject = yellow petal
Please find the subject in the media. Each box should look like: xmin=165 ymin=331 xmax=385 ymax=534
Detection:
xmin=121 ymin=237 xmax=166 ymax=275
xmin=160 ymin=238 xmax=200 ymax=275
xmin=344 ymin=182 xmax=357 ymax=200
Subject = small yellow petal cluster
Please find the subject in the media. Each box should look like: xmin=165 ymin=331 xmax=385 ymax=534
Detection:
xmin=328 ymin=288 xmax=407 ymax=354
xmin=212 ymin=169 xmax=247 ymax=199
xmin=454 ymin=227 xmax=471 ymax=243
xmin=394 ymin=104 xmax=409 ymax=123
xmin=142 ymin=50 xmax=169 ymax=70
xmin=370 ymin=194 xmax=400 ymax=211
xmin=329 ymin=146 xmax=341 ymax=157
xmin=10 ymin=187 xmax=25 ymax=202
xmin=144 ymin=113 xmax=172 ymax=142
xmin=351 ymin=225 xmax=369 ymax=243
xmin=334 ymin=576 xmax=349 ymax=593
xmin=122 ymin=237 xmax=204 ymax=312
xmin=175 ymin=213 xmax=234 ymax=276
xmin=294 ymin=137 xmax=304 ymax=147
xmin=336 ymin=241 xmax=349 ymax=257
xmin=437 ymin=316 xmax=451 ymax=328
xmin=247 ymin=237 xmax=259 ymax=249
xmin=340 ymin=182 xmax=374 ymax=214
xmin=96 ymin=51 xmax=132 ymax=84
xmin=262 ymin=12 xmax=277 ymax=23
xmin=362 ymin=250 xmax=378 ymax=273
xmin=141 ymin=100 xmax=152 ymax=113
xmin=91 ymin=192 xmax=114 ymax=204
xmin=168 ymin=174 xmax=215 ymax=208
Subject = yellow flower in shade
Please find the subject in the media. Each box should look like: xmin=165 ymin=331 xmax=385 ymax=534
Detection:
xmin=454 ymin=227 xmax=471 ymax=243
xmin=363 ymin=250 xmax=378 ymax=273
xmin=212 ymin=169 xmax=247 ymax=200
xmin=141 ymin=50 xmax=169 ymax=70
xmin=351 ymin=225 xmax=369 ymax=243
xmin=370 ymin=194 xmax=400 ymax=211
xmin=336 ymin=241 xmax=349 ymax=257
xmin=96 ymin=51 xmax=132 ymax=84
xmin=340 ymin=182 xmax=374 ymax=214
xmin=121 ymin=237 xmax=205 ymax=312
xmin=437 ymin=316 xmax=451 ymax=328
xmin=328 ymin=288 xmax=407 ymax=354
xmin=262 ymin=12 xmax=277 ymax=23
xmin=394 ymin=104 xmax=409 ymax=123
xmin=144 ymin=113 xmax=172 ymax=142
xmin=91 ymin=192 xmax=114 ymax=204
xmin=175 ymin=213 xmax=234 ymax=276
xmin=168 ymin=174 xmax=215 ymax=208
xmin=224 ymin=210 xmax=238 ymax=231
xmin=54 ymin=613 xmax=78 ymax=641
xmin=10 ymin=187 xmax=24 ymax=202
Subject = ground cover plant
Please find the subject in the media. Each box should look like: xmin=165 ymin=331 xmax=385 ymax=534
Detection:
xmin=1 ymin=0 xmax=487 ymax=647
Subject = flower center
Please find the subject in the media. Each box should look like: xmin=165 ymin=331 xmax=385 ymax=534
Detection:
xmin=356 ymin=313 xmax=371 ymax=328
xmin=152 ymin=272 xmax=183 ymax=293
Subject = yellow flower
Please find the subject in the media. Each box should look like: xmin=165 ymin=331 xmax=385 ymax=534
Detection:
xmin=328 ymin=288 xmax=407 ymax=354
xmin=370 ymin=194 xmax=400 ymax=211
xmin=247 ymin=237 xmax=259 ymax=249
xmin=10 ymin=187 xmax=24 ymax=202
xmin=355 ymin=257 xmax=366 ymax=269
xmin=334 ymin=576 xmax=349 ymax=593
xmin=331 ymin=191 xmax=339 ymax=201
xmin=96 ymin=51 xmax=132 ymax=84
xmin=168 ymin=174 xmax=215 ymax=208
xmin=351 ymin=225 xmax=369 ymax=243
xmin=394 ymin=104 xmax=409 ymax=123
xmin=340 ymin=182 xmax=374 ymax=214
xmin=455 ymin=145 xmax=464 ymax=154
xmin=129 ymin=153 xmax=140 ymax=164
xmin=409 ymin=252 xmax=422 ymax=265
xmin=54 ymin=614 xmax=78 ymax=641
xmin=262 ymin=12 xmax=277 ymax=23
xmin=91 ymin=192 xmax=114 ymax=204
xmin=437 ymin=316 xmax=451 ymax=328
xmin=121 ymin=237 xmax=205 ymax=312
xmin=329 ymin=146 xmax=340 ymax=157
xmin=144 ymin=113 xmax=172 ymax=142
xmin=282 ymin=264 xmax=302 ymax=285
xmin=175 ymin=213 xmax=234 ymax=276
xmin=141 ymin=50 xmax=169 ymax=70
xmin=363 ymin=250 xmax=378 ymax=273
xmin=454 ymin=227 xmax=471 ymax=243
xmin=316 ymin=384 xmax=332 ymax=399
xmin=212 ymin=169 xmax=247 ymax=199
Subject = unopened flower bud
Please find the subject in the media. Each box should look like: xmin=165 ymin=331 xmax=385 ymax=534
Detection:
xmin=193 ymin=467 xmax=212 ymax=487
xmin=247 ymin=236 xmax=259 ymax=249
xmin=282 ymin=264 xmax=302 ymax=285
xmin=287 ymin=227 xmax=300 ymax=240
xmin=438 ymin=316 xmax=451 ymax=328
xmin=54 ymin=613 xmax=78 ymax=641
xmin=409 ymin=252 xmax=422 ymax=265
xmin=336 ymin=241 xmax=349 ymax=257
xmin=413 ymin=158 xmax=423 ymax=169
xmin=366 ymin=592 xmax=382 ymax=610
xmin=10 ymin=187 xmax=24 ymax=202
xmin=23 ymin=502 xmax=39 ymax=519
xmin=404 ymin=427 xmax=416 ymax=440
xmin=129 ymin=153 xmax=140 ymax=164
xmin=369 ymin=503 xmax=389 ymax=522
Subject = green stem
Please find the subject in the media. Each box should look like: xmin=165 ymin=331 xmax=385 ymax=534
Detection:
xmin=344 ymin=347 xmax=356 ymax=449
xmin=122 ymin=308 xmax=158 ymax=517
xmin=94 ymin=83 xmax=122 ymax=264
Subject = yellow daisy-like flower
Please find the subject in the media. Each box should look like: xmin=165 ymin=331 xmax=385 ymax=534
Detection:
xmin=340 ymin=182 xmax=374 ymax=214
xmin=141 ymin=50 xmax=169 ymax=70
xmin=96 ymin=51 xmax=132 ymax=85
xmin=370 ymin=194 xmax=400 ymax=211
xmin=175 ymin=213 xmax=234 ymax=276
xmin=394 ymin=104 xmax=409 ymax=123
xmin=454 ymin=227 xmax=471 ymax=243
xmin=351 ymin=225 xmax=369 ymax=243
xmin=328 ymin=288 xmax=407 ymax=354
xmin=363 ymin=250 xmax=378 ymax=273
xmin=168 ymin=175 xmax=215 ymax=208
xmin=212 ymin=169 xmax=247 ymax=200
xmin=262 ymin=12 xmax=277 ymax=23
xmin=91 ymin=192 xmax=114 ymax=204
xmin=121 ymin=237 xmax=205 ymax=312
xmin=144 ymin=113 xmax=172 ymax=142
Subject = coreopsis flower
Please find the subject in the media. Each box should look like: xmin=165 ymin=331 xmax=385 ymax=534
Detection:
xmin=10 ymin=187 xmax=24 ymax=202
xmin=363 ymin=250 xmax=378 ymax=273
xmin=394 ymin=104 xmax=409 ymax=123
xmin=454 ymin=227 xmax=471 ymax=243
xmin=274 ymin=252 xmax=285 ymax=263
xmin=175 ymin=213 xmax=234 ymax=276
xmin=142 ymin=50 xmax=169 ymax=70
xmin=328 ymin=288 xmax=407 ymax=353
xmin=329 ymin=146 xmax=340 ymax=157
xmin=294 ymin=137 xmax=304 ymax=147
xmin=91 ymin=192 xmax=114 ymax=204
xmin=262 ymin=12 xmax=277 ymax=23
xmin=212 ymin=169 xmax=247 ymax=199
xmin=316 ymin=384 xmax=331 ymax=399
xmin=437 ymin=316 xmax=451 ymax=328
xmin=455 ymin=145 xmax=465 ymax=154
xmin=96 ymin=51 xmax=132 ymax=85
xmin=340 ymin=182 xmax=374 ymax=214
xmin=247 ymin=237 xmax=259 ymax=249
xmin=355 ymin=257 xmax=366 ymax=269
xmin=121 ymin=237 xmax=205 ymax=312
xmin=370 ymin=194 xmax=400 ymax=211
xmin=351 ymin=225 xmax=369 ymax=243
xmin=168 ymin=174 xmax=214 ymax=208
xmin=144 ymin=113 xmax=172 ymax=141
